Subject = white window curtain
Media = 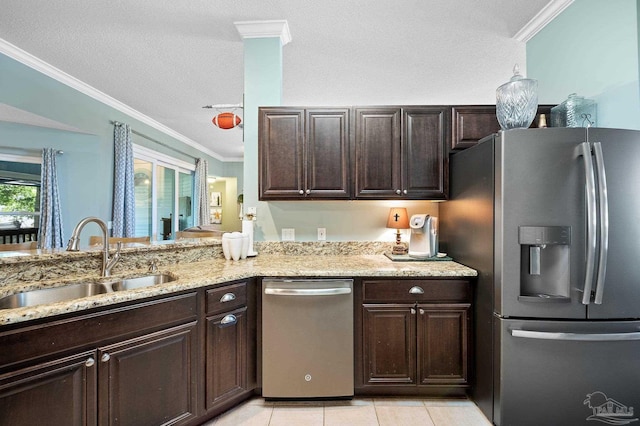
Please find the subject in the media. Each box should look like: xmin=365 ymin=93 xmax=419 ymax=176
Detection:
xmin=194 ymin=158 xmax=210 ymax=226
xmin=37 ymin=148 xmax=64 ymax=249
xmin=112 ymin=123 xmax=135 ymax=237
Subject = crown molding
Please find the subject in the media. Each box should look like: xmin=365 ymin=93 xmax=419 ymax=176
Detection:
xmin=234 ymin=20 xmax=292 ymax=46
xmin=514 ymin=0 xmax=574 ymax=42
xmin=0 ymin=37 xmax=227 ymax=162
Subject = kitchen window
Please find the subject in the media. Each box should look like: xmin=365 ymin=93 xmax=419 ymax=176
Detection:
xmin=0 ymin=156 xmax=41 ymax=242
xmin=133 ymin=145 xmax=195 ymax=241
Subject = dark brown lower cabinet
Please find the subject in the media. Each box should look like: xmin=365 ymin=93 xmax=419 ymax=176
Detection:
xmin=417 ymin=304 xmax=469 ymax=386
xmin=357 ymin=278 xmax=472 ymax=397
xmin=362 ymin=305 xmax=416 ymax=385
xmin=361 ymin=303 xmax=470 ymax=393
xmin=205 ymin=307 xmax=247 ymax=409
xmin=98 ymin=322 xmax=198 ymax=426
xmin=0 ymin=351 xmax=97 ymax=426
xmin=0 ymin=292 xmax=199 ymax=426
xmin=202 ymin=279 xmax=256 ymax=420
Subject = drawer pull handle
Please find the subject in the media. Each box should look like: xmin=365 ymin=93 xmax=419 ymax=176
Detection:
xmin=220 ymin=314 xmax=237 ymax=326
xmin=101 ymin=353 xmax=111 ymax=363
xmin=85 ymin=357 xmax=95 ymax=367
xmin=409 ymin=286 xmax=425 ymax=294
xmin=220 ymin=293 xmax=236 ymax=303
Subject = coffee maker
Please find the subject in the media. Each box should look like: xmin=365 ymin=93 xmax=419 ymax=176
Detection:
xmin=408 ymin=214 xmax=438 ymax=258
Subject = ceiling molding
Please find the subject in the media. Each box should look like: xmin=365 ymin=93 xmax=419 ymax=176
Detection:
xmin=513 ymin=0 xmax=574 ymax=42
xmin=0 ymin=37 xmax=227 ymax=162
xmin=234 ymin=20 xmax=292 ymax=45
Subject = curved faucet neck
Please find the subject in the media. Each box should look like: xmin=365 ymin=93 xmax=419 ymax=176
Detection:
xmin=66 ymin=217 xmax=120 ymax=277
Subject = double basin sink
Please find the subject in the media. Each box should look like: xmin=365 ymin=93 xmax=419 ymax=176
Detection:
xmin=0 ymin=273 xmax=176 ymax=310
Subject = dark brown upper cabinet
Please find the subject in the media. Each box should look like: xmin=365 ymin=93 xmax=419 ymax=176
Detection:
xmin=451 ymin=105 xmax=555 ymax=151
xmin=354 ymin=106 xmax=449 ymax=200
xmin=259 ymin=107 xmax=351 ymax=200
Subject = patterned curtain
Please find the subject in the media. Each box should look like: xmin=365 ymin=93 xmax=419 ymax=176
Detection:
xmin=37 ymin=148 xmax=64 ymax=249
xmin=194 ymin=158 xmax=210 ymax=226
xmin=112 ymin=123 xmax=135 ymax=237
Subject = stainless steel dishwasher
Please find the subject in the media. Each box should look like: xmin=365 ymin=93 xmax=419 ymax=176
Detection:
xmin=262 ymin=278 xmax=354 ymax=398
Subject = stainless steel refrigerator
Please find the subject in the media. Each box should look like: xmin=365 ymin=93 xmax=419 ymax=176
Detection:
xmin=440 ymin=128 xmax=640 ymax=426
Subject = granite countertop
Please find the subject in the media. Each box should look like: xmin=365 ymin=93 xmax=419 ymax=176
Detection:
xmin=0 ymin=251 xmax=476 ymax=327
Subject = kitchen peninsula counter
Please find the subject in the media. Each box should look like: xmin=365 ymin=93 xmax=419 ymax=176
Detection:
xmin=0 ymin=241 xmax=476 ymax=326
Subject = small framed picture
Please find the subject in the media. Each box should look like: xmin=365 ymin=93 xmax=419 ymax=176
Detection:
xmin=210 ymin=192 xmax=221 ymax=207
xmin=211 ymin=208 xmax=222 ymax=224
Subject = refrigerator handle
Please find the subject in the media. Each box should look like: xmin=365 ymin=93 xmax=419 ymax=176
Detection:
xmin=592 ymin=142 xmax=609 ymax=305
xmin=512 ymin=329 xmax=640 ymax=342
xmin=577 ymin=142 xmax=597 ymax=305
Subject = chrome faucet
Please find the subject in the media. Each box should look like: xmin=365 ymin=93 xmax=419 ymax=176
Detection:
xmin=66 ymin=216 xmax=121 ymax=277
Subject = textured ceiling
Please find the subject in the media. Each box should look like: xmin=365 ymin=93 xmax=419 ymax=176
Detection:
xmin=0 ymin=0 xmax=551 ymax=161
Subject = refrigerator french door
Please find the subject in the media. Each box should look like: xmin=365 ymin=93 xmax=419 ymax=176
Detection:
xmin=441 ymin=128 xmax=640 ymax=426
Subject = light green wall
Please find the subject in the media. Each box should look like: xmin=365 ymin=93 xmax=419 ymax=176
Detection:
xmin=527 ymin=0 xmax=640 ymax=130
xmin=0 ymin=52 xmax=237 ymax=239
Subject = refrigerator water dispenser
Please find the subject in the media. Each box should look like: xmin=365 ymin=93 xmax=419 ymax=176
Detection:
xmin=518 ymin=226 xmax=571 ymax=301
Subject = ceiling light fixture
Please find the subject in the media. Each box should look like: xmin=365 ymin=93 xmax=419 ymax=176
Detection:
xmin=202 ymin=103 xmax=243 ymax=130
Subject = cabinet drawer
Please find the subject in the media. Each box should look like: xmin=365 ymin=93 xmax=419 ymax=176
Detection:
xmin=206 ymin=282 xmax=247 ymax=315
xmin=362 ymin=279 xmax=470 ymax=303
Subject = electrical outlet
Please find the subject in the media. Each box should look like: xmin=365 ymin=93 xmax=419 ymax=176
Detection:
xmin=317 ymin=228 xmax=326 ymax=241
xmin=282 ymin=228 xmax=295 ymax=241
xmin=247 ymin=206 xmax=257 ymax=215
xmin=107 ymin=221 xmax=113 ymax=230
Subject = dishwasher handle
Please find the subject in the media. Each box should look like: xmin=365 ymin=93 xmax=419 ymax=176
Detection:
xmin=264 ymin=287 xmax=352 ymax=296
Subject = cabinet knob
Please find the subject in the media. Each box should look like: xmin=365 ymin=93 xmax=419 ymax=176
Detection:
xmin=306 ymin=189 xmax=311 ymax=195
xmin=395 ymin=189 xmax=401 ymax=195
xmin=419 ymin=308 xmax=425 ymax=315
xmin=220 ymin=293 xmax=236 ymax=303
xmin=411 ymin=308 xmax=416 ymax=315
xmin=220 ymin=314 xmax=237 ymax=327
xmin=85 ymin=357 xmax=95 ymax=367
xmin=298 ymin=190 xmax=304 ymax=195
xmin=409 ymin=286 xmax=425 ymax=294
xmin=403 ymin=189 xmax=408 ymax=195
xmin=101 ymin=353 xmax=111 ymax=362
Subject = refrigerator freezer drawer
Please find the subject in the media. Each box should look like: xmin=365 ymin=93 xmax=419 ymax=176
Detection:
xmin=496 ymin=318 xmax=640 ymax=426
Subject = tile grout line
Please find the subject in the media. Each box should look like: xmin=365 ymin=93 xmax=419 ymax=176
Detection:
xmin=423 ymin=401 xmax=437 ymax=426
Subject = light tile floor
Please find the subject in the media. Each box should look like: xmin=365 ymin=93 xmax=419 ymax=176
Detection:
xmin=204 ymin=397 xmax=492 ymax=426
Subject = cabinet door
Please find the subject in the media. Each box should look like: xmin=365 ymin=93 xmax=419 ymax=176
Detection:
xmin=0 ymin=351 xmax=97 ymax=426
xmin=451 ymin=105 xmax=555 ymax=150
xmin=205 ymin=307 xmax=247 ymax=410
xmin=417 ymin=303 xmax=470 ymax=386
xmin=451 ymin=106 xmax=499 ymax=151
xmin=306 ymin=109 xmax=351 ymax=198
xmin=362 ymin=304 xmax=416 ymax=385
xmin=259 ymin=108 xmax=305 ymax=199
xmin=98 ymin=322 xmax=198 ymax=426
xmin=403 ymin=107 xmax=449 ymax=199
xmin=354 ymin=107 xmax=402 ymax=198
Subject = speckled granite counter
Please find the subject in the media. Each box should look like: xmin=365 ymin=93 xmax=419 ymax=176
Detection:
xmin=0 ymin=241 xmax=476 ymax=326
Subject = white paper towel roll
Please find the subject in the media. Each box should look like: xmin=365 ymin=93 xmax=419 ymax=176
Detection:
xmin=242 ymin=219 xmax=258 ymax=256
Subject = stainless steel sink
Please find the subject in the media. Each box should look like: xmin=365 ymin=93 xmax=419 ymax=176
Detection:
xmin=0 ymin=282 xmax=112 ymax=310
xmin=0 ymin=273 xmax=176 ymax=310
xmin=109 ymin=273 xmax=175 ymax=291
